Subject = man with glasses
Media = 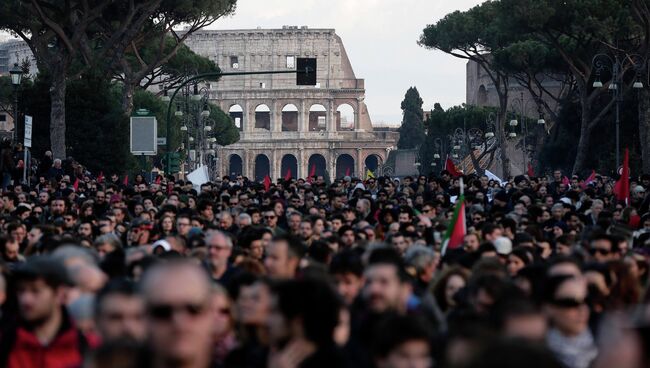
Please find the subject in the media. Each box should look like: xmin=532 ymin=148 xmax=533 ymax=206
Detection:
xmin=62 ymin=211 xmax=78 ymax=231
xmin=318 ymin=193 xmax=330 ymax=209
xmin=238 ymin=193 xmax=252 ymax=209
xmin=588 ymin=233 xmax=617 ymax=263
xmin=176 ymin=214 xmax=192 ymax=237
xmin=206 ymin=231 xmax=237 ymax=285
xmin=544 ymin=275 xmax=596 ymax=368
xmin=142 ymin=260 xmax=217 ymax=368
xmin=264 ymin=209 xmax=285 ymax=236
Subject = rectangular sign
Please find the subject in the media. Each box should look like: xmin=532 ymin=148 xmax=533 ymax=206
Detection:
xmin=157 ymin=137 xmax=166 ymax=146
xmin=130 ymin=116 xmax=157 ymax=155
xmin=24 ymin=115 xmax=32 ymax=148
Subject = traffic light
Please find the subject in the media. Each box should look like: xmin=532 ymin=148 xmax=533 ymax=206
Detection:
xmin=163 ymin=152 xmax=181 ymax=174
xmin=297 ymin=58 xmax=317 ymax=86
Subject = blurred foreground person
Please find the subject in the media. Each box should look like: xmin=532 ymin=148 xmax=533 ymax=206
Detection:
xmin=1 ymin=256 xmax=98 ymax=368
xmin=141 ymin=260 xmax=216 ymax=368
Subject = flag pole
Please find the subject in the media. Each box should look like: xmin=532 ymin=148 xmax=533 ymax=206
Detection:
xmin=460 ymin=177 xmax=464 ymax=196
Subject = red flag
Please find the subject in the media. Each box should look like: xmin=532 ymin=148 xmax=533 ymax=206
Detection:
xmin=613 ymin=149 xmax=630 ymax=204
xmin=284 ymin=168 xmax=292 ymax=181
xmin=527 ymin=163 xmax=535 ymax=177
xmin=155 ymin=175 xmax=162 ymax=185
xmin=97 ymin=171 xmax=104 ymax=183
xmin=445 ymin=158 xmax=462 ymax=178
xmin=345 ymin=167 xmax=350 ymax=177
xmin=307 ymin=164 xmax=316 ymax=183
xmin=442 ymin=194 xmax=466 ymax=254
xmin=562 ymin=176 xmax=570 ymax=186
xmin=581 ymin=170 xmax=596 ymax=189
xmin=123 ymin=175 xmax=129 ymax=186
xmin=263 ymin=175 xmax=271 ymax=191
xmin=73 ymin=178 xmax=79 ymax=192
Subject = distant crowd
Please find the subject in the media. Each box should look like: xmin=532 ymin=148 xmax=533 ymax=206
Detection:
xmin=0 ymin=145 xmax=649 ymax=368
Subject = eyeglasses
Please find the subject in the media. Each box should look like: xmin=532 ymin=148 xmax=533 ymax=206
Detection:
xmin=589 ymin=248 xmax=610 ymax=255
xmin=178 ymin=222 xmax=191 ymax=227
xmin=33 ymin=211 xmax=42 ymax=215
xmin=147 ymin=302 xmax=206 ymax=321
xmin=265 ymin=215 xmax=276 ymax=219
xmin=423 ymin=208 xmax=433 ymax=213
xmin=319 ymin=197 xmax=328 ymax=200
xmin=550 ymin=297 xmax=586 ymax=308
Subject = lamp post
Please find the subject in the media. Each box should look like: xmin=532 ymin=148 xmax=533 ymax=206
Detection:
xmin=592 ymin=53 xmax=646 ymax=168
xmin=509 ymin=92 xmax=544 ymax=173
xmin=167 ymin=79 xmax=215 ymax=173
xmin=9 ymin=63 xmax=23 ymax=145
xmin=433 ymin=137 xmax=442 ymax=169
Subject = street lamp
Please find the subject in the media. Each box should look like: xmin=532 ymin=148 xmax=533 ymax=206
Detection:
xmin=591 ymin=52 xmax=647 ymax=168
xmin=161 ymin=88 xmax=170 ymax=102
xmin=510 ymin=93 xmax=544 ymax=173
xmin=9 ymin=63 xmax=23 ymax=145
xmin=10 ymin=63 xmax=23 ymax=85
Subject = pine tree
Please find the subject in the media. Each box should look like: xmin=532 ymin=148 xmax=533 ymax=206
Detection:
xmin=397 ymin=87 xmax=425 ymax=149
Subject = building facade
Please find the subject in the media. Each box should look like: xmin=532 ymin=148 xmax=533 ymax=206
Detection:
xmin=0 ymin=39 xmax=37 ymax=135
xmin=466 ymin=60 xmax=566 ymax=116
xmin=183 ymin=26 xmax=397 ymax=181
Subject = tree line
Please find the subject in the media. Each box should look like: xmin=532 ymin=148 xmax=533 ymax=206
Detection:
xmin=419 ymin=0 xmax=650 ymax=177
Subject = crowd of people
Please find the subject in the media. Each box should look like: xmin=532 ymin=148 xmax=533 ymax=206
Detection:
xmin=1 ymin=149 xmax=650 ymax=368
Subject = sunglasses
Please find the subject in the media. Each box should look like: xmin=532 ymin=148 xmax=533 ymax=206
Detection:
xmin=265 ymin=215 xmax=276 ymax=219
xmin=551 ymin=297 xmax=586 ymax=308
xmin=589 ymin=248 xmax=610 ymax=255
xmin=147 ymin=302 xmax=206 ymax=320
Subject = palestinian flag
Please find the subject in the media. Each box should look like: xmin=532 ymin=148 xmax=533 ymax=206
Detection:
xmin=441 ymin=194 xmax=466 ymax=255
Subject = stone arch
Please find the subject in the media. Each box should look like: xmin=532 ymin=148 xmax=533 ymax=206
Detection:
xmin=308 ymin=104 xmax=327 ymax=132
xmin=336 ymin=154 xmax=355 ymax=178
xmin=229 ymin=104 xmax=243 ymax=131
xmin=307 ymin=154 xmax=327 ymax=179
xmin=255 ymin=104 xmax=271 ymax=130
xmin=477 ymin=85 xmax=488 ymax=106
xmin=254 ymin=154 xmax=270 ymax=182
xmin=336 ymin=103 xmax=355 ymax=131
xmin=228 ymin=154 xmax=243 ymax=177
xmin=364 ymin=154 xmax=381 ymax=173
xmin=281 ymin=103 xmax=298 ymax=131
xmin=280 ymin=154 xmax=298 ymax=180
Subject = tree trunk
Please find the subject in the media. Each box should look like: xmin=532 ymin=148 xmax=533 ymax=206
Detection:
xmin=121 ymin=82 xmax=136 ymax=117
xmin=572 ymin=94 xmax=593 ymax=175
xmin=639 ymin=89 xmax=650 ymax=174
xmin=50 ymin=68 xmax=67 ymax=160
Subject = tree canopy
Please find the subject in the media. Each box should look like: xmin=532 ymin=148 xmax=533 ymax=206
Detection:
xmin=0 ymin=0 xmax=236 ymax=159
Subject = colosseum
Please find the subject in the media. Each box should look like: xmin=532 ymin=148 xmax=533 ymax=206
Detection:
xmin=183 ymin=26 xmax=398 ymax=181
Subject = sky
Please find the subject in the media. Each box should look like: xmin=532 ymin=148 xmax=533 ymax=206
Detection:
xmin=211 ymin=0 xmax=484 ymax=125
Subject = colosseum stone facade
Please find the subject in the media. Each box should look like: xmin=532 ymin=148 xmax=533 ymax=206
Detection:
xmin=183 ymin=26 xmax=398 ymax=181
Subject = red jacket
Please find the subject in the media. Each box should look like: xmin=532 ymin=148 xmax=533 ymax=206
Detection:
xmin=2 ymin=311 xmax=98 ymax=368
